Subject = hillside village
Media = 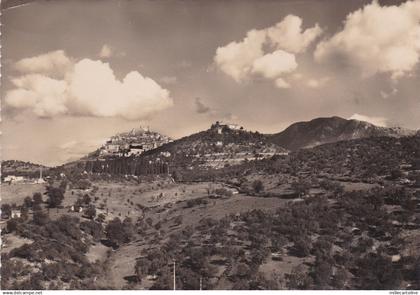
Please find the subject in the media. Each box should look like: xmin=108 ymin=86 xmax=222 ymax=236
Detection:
xmin=91 ymin=126 xmax=172 ymax=159
xmin=1 ymin=117 xmax=420 ymax=290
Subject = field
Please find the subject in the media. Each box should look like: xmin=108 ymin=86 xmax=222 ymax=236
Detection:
xmin=1 ymin=183 xmax=46 ymax=205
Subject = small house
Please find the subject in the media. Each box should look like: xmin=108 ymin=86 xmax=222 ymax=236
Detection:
xmin=11 ymin=209 xmax=22 ymax=219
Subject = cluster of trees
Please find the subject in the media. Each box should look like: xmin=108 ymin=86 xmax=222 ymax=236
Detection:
xmin=148 ymin=184 xmax=418 ymax=290
xmin=1 ymin=212 xmax=102 ymax=290
xmin=105 ymin=217 xmax=135 ymax=246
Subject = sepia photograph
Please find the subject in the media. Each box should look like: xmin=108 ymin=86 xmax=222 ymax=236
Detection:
xmin=1 ymin=0 xmax=420 ymax=292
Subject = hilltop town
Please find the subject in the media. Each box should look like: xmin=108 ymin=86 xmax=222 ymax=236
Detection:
xmin=89 ymin=126 xmax=172 ymax=159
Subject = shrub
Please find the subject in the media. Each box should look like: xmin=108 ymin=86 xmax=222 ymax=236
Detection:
xmin=33 ymin=193 xmax=43 ymax=204
xmin=33 ymin=210 xmax=49 ymax=226
xmin=252 ymin=180 xmax=264 ymax=193
xmin=84 ymin=205 xmax=96 ymax=220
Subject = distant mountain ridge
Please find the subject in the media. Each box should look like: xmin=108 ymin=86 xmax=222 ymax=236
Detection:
xmin=14 ymin=116 xmax=417 ymax=173
xmin=268 ymin=116 xmax=416 ymax=151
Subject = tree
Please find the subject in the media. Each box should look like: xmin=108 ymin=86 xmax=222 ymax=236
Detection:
xmin=312 ymin=259 xmax=333 ymax=289
xmin=84 ymin=205 xmax=96 ymax=220
xmin=46 ymin=187 xmax=64 ymax=208
xmin=33 ymin=210 xmax=49 ymax=226
xmin=33 ymin=192 xmax=43 ymax=204
xmin=369 ymin=194 xmax=384 ymax=211
xmin=59 ymin=180 xmax=68 ymax=192
xmin=20 ymin=206 xmax=29 ymax=221
xmin=6 ymin=219 xmax=18 ymax=233
xmin=105 ymin=217 xmax=133 ymax=245
xmin=96 ymin=213 xmax=106 ymax=223
xmin=356 ymin=254 xmax=402 ymax=289
xmin=82 ymin=194 xmax=91 ymax=205
xmin=389 ymin=169 xmax=402 ymax=180
xmin=80 ymin=220 xmax=103 ymax=241
xmin=252 ymin=180 xmax=264 ymax=193
xmin=24 ymin=196 xmax=33 ymax=208
xmin=1 ymin=204 xmax=11 ymax=219
xmin=286 ymin=264 xmax=313 ymax=289
xmin=291 ymin=179 xmax=310 ymax=197
xmin=292 ymin=236 xmax=311 ymax=258
xmin=122 ymin=217 xmax=135 ymax=241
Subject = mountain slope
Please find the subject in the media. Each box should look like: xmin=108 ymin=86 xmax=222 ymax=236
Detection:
xmin=84 ymin=123 xmax=289 ymax=174
xmin=269 ymin=116 xmax=416 ymax=151
xmin=140 ymin=122 xmax=289 ymax=169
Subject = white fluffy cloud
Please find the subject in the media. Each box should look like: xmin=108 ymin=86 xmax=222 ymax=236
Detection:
xmin=315 ymin=0 xmax=420 ymax=80
xmin=214 ymin=15 xmax=322 ymax=86
xmin=349 ymin=113 xmax=388 ymax=127
xmin=14 ymin=50 xmax=72 ymax=76
xmin=267 ymin=15 xmax=323 ymax=54
xmin=251 ymin=50 xmax=297 ymax=79
xmin=214 ymin=29 xmax=267 ymax=82
xmin=5 ymin=51 xmax=173 ymax=120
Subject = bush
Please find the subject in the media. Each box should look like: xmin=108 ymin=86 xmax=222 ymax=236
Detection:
xmin=33 ymin=193 xmax=43 ymax=204
xmin=24 ymin=196 xmax=33 ymax=208
xmin=252 ymin=180 xmax=264 ymax=193
xmin=83 ymin=194 xmax=91 ymax=205
xmin=33 ymin=210 xmax=49 ymax=226
xmin=291 ymin=179 xmax=310 ymax=196
xmin=285 ymin=265 xmax=313 ymax=289
xmin=105 ymin=217 xmax=134 ymax=245
xmin=84 ymin=205 xmax=96 ymax=220
xmin=96 ymin=213 xmax=106 ymax=223
xmin=6 ymin=219 xmax=19 ymax=233
xmin=80 ymin=220 xmax=103 ymax=241
xmin=214 ymin=188 xmax=233 ymax=197
xmin=1 ymin=204 xmax=11 ymax=219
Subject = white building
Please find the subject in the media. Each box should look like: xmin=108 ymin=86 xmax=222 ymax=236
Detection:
xmin=11 ymin=209 xmax=21 ymax=219
xmin=4 ymin=175 xmax=25 ymax=184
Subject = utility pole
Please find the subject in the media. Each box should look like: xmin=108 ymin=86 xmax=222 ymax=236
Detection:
xmin=173 ymin=259 xmax=176 ymax=291
xmin=200 ymin=276 xmax=202 ymax=290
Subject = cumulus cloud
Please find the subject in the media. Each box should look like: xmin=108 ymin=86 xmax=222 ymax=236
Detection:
xmin=214 ymin=15 xmax=322 ymax=86
xmin=5 ymin=51 xmax=173 ymax=120
xmin=14 ymin=50 xmax=72 ymax=76
xmin=251 ymin=50 xmax=297 ymax=79
xmin=267 ymin=15 xmax=323 ymax=54
xmin=214 ymin=29 xmax=267 ymax=82
xmin=349 ymin=113 xmax=388 ymax=127
xmin=99 ymin=45 xmax=113 ymax=58
xmin=315 ymin=0 xmax=420 ymax=80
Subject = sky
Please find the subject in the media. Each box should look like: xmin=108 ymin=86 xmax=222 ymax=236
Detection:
xmin=2 ymin=0 xmax=420 ymax=166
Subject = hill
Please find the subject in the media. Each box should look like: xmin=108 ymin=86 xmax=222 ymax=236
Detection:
xmin=1 ymin=160 xmax=49 ymax=178
xmin=269 ymin=116 xmax=416 ymax=151
xmin=86 ymin=126 xmax=172 ymax=159
xmin=136 ymin=121 xmax=288 ymax=169
xmin=83 ymin=122 xmax=288 ymax=175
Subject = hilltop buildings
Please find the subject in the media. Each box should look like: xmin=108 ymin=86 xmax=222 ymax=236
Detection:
xmin=98 ymin=126 xmax=172 ymax=158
